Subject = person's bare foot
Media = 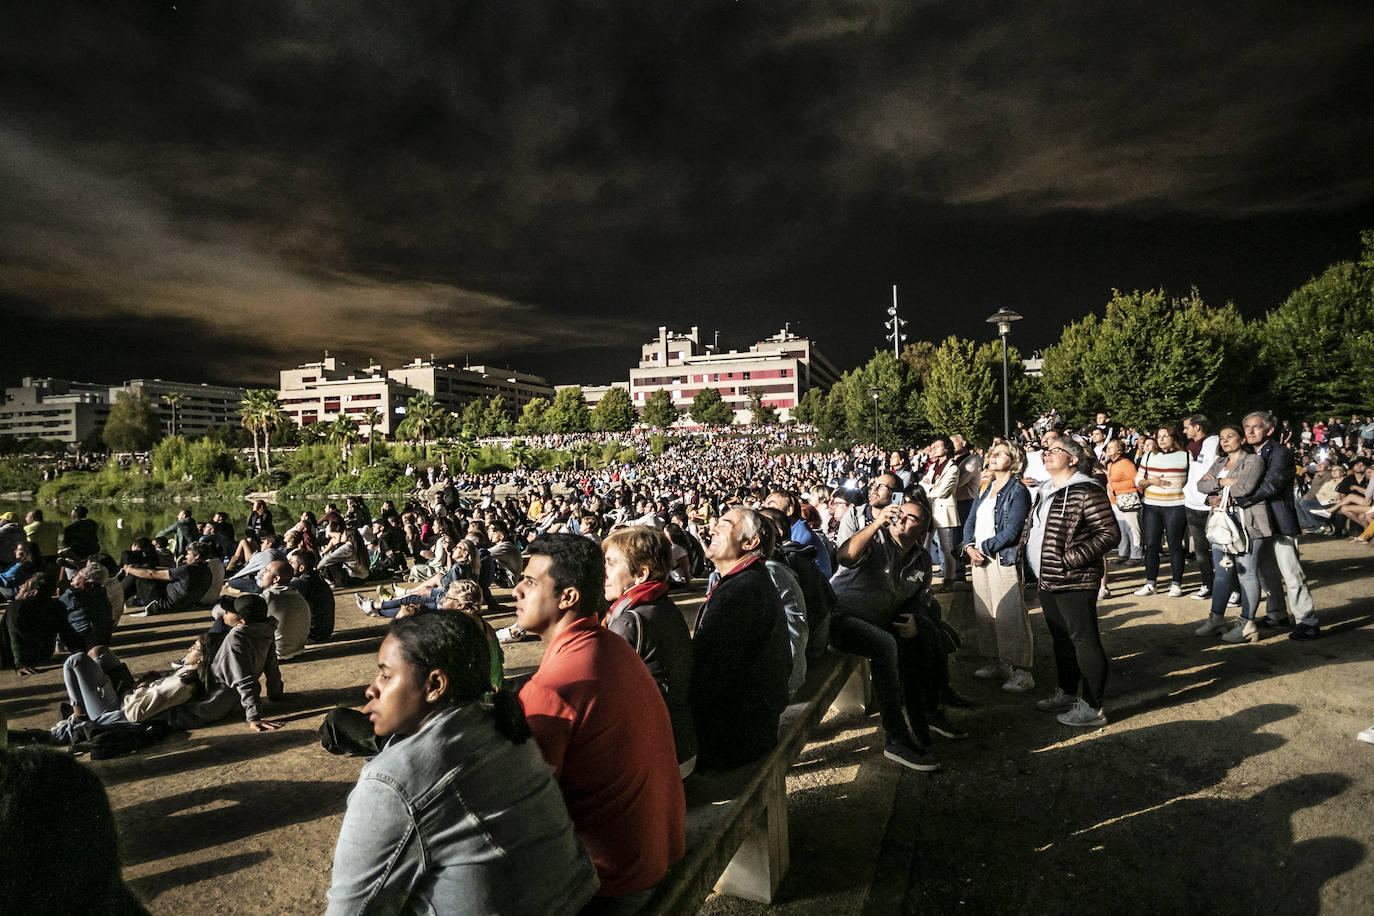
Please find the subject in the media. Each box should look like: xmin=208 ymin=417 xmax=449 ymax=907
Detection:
xmin=17 ymin=666 xmax=38 ymax=677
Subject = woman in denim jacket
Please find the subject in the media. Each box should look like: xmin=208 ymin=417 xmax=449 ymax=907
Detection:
xmin=326 ymin=612 xmax=598 ymax=915
xmin=960 ymin=441 xmax=1035 ymax=695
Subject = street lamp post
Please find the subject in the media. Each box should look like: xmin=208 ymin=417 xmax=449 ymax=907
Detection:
xmin=870 ymin=385 xmax=880 ymax=446
xmin=985 ymin=308 xmax=1023 ymax=439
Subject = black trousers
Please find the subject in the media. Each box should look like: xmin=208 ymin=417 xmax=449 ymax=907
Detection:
xmin=1184 ymin=508 xmax=1215 ymax=590
xmin=1039 ymin=587 xmax=1108 ymax=709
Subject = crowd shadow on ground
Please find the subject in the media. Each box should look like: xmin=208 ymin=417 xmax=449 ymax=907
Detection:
xmin=116 ymin=778 xmax=355 ymax=866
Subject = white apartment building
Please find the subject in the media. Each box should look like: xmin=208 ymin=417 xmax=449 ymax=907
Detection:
xmin=278 ymin=357 xmax=416 ymax=435
xmin=387 ymin=359 xmax=554 ymax=414
xmin=0 ymin=377 xmax=247 ymax=445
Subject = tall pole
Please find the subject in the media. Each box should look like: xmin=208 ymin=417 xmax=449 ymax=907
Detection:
xmin=891 ymin=285 xmax=900 ymax=358
xmin=1000 ymin=333 xmax=1011 ymax=439
xmin=871 ymin=386 xmax=880 ymax=447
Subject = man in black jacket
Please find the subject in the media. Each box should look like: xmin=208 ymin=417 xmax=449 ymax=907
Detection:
xmin=691 ymin=506 xmax=791 ymax=770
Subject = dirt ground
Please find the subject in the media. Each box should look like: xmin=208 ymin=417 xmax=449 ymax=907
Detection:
xmin=4 ymin=536 xmax=1371 ymax=915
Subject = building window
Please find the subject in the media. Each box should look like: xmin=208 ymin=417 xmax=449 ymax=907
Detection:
xmin=743 ymin=371 xmax=751 ymax=380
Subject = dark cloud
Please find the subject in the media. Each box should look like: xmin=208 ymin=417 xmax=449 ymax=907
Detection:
xmin=1 ymin=1 xmax=1371 ymax=387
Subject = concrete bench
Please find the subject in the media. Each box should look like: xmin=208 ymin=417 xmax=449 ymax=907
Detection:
xmin=647 ymin=650 xmax=872 ymax=914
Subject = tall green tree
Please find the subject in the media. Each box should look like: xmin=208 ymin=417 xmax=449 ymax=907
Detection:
xmin=1081 ymin=289 xmax=1227 ymax=430
xmin=160 ymin=391 xmax=184 ymax=437
xmin=591 ymin=386 xmax=636 ymax=432
xmin=459 ymin=399 xmax=485 ymax=438
xmin=327 ymin=415 xmax=360 ymax=468
xmin=515 ymin=397 xmax=551 ymax=436
xmin=1038 ymin=314 xmax=1104 ymax=427
xmin=641 ymin=389 xmax=679 ymax=429
xmin=546 ymin=387 xmax=592 ymax=434
xmin=837 ymin=351 xmax=924 ymax=447
xmin=690 ymin=388 xmax=735 ymax=426
xmin=479 ymin=396 xmax=513 ymax=438
xmin=748 ymin=388 xmax=780 ymax=426
xmin=1258 ymin=231 xmax=1374 ymax=417
xmin=791 ymin=387 xmax=825 ymax=426
xmin=102 ymin=391 xmax=161 ymax=453
xmin=922 ymin=336 xmax=998 ymax=441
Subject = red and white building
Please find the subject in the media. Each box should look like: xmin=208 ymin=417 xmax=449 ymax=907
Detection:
xmin=623 ymin=326 xmax=841 ymax=423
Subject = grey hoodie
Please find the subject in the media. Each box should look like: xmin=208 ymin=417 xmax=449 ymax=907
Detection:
xmin=1026 ymin=471 xmax=1098 ymax=578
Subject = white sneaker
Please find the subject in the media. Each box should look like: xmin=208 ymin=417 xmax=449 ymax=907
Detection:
xmin=355 ymin=595 xmax=381 ymax=617
xmin=1097 ymin=586 xmax=1111 ymax=600
xmin=1133 ymin=583 xmax=1156 ymax=596
xmin=973 ymin=663 xmax=1005 ymax=680
xmin=1195 ymin=614 xmax=1230 ymax=637
xmin=1358 ymin=725 xmax=1374 ymax=745
xmin=1057 ymin=698 xmax=1107 ymax=727
xmin=1035 ymin=688 xmax=1076 ymax=712
xmin=1002 ymin=669 xmax=1035 ymax=694
xmin=1227 ymin=592 xmax=1241 ymax=607
xmin=1190 ymin=587 xmax=1212 ymax=600
xmin=1167 ymin=583 xmax=1184 ymax=598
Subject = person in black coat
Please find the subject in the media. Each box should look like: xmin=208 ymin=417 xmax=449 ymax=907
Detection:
xmin=691 ymin=507 xmax=790 ymax=770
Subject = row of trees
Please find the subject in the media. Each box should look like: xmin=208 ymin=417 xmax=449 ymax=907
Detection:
xmin=793 ymin=230 xmax=1374 ymax=446
xmin=91 ymin=230 xmax=1374 ymax=455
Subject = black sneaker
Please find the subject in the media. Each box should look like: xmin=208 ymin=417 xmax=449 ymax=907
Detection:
xmin=883 ymin=740 xmax=942 ymax=772
xmin=1289 ymin=623 xmax=1321 ymax=641
xmin=1256 ymin=616 xmax=1292 ymax=629
xmin=927 ymin=710 xmax=969 ymax=740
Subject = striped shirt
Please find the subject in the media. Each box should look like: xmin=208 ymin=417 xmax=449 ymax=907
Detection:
xmin=1138 ymin=450 xmax=1189 ymax=506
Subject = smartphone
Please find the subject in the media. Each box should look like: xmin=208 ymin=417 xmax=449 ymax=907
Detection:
xmin=890 ymin=492 xmax=905 ymax=506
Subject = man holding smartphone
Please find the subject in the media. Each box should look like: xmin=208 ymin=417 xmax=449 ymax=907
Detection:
xmin=829 ymin=477 xmax=955 ymax=773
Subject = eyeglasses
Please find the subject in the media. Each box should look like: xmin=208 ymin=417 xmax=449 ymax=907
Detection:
xmin=1044 ymin=447 xmax=1068 ymax=457
xmin=869 ymin=481 xmax=891 ymax=491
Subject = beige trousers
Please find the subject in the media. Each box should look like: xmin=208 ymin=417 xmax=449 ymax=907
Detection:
xmin=971 ymin=559 xmax=1032 ymax=669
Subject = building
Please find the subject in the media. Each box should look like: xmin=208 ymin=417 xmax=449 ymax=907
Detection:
xmin=0 ymin=378 xmax=111 ymax=444
xmin=387 ymin=358 xmax=554 ymax=415
xmin=278 ymin=357 xmax=417 ymax=435
xmin=625 ymin=326 xmax=841 ymax=423
xmin=120 ymin=379 xmax=246 ymax=438
xmin=0 ymin=376 xmax=247 ymax=445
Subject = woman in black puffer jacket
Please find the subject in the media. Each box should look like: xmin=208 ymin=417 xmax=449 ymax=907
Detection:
xmin=1025 ymin=437 xmax=1120 ymax=729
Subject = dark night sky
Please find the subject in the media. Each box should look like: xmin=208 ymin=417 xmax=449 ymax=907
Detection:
xmin=3 ymin=1 xmax=1372 ymax=388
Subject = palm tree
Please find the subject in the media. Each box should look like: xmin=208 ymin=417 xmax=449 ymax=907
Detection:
xmin=450 ymin=436 xmax=477 ymax=475
xmin=508 ymin=439 xmax=532 ymax=470
xmin=361 ymin=407 xmax=383 ymax=467
xmin=328 ymin=415 xmax=360 ymax=470
xmin=239 ymin=390 xmax=265 ymax=474
xmin=258 ymin=392 xmax=287 ymax=473
xmin=161 ymin=391 xmax=185 ymax=438
xmin=396 ymin=393 xmax=445 ymax=457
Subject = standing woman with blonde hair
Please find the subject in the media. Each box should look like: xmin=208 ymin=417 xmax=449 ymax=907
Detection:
xmin=961 ymin=440 xmax=1034 ymax=694
xmin=1134 ymin=425 xmax=1190 ymax=597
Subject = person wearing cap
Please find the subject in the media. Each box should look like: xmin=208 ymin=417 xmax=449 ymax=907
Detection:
xmin=0 ymin=512 xmax=27 ymax=570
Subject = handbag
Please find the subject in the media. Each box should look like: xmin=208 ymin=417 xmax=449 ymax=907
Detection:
xmin=1116 ymin=490 xmax=1142 ymax=512
xmin=1205 ymin=485 xmax=1249 ymax=555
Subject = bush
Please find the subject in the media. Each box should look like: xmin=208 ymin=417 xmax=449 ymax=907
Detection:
xmin=355 ymin=466 xmax=406 ymax=493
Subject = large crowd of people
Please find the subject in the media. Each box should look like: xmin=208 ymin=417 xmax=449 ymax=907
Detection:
xmin=0 ymin=404 xmax=1367 ymax=912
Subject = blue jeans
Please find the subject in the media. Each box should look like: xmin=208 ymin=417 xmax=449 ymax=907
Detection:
xmin=828 ymin=613 xmax=932 ymax=747
xmin=1232 ymin=536 xmax=1267 ymax=621
xmin=378 ymin=587 xmax=442 ymax=618
xmin=1141 ymin=504 xmax=1186 ymax=586
xmin=226 ymin=573 xmax=262 ymax=594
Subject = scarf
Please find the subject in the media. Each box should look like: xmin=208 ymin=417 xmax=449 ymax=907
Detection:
xmin=605 ymin=579 xmax=669 ymax=625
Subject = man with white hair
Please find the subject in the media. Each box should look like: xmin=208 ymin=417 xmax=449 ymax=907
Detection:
xmin=691 ymin=506 xmax=791 ymax=769
xmin=1234 ymin=410 xmax=1320 ymax=640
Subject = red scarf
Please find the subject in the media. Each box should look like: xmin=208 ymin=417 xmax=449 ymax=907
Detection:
xmin=605 ymin=579 xmax=669 ymax=625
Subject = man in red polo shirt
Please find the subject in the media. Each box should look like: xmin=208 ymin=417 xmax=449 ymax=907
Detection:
xmin=516 ymin=533 xmax=685 ymax=913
